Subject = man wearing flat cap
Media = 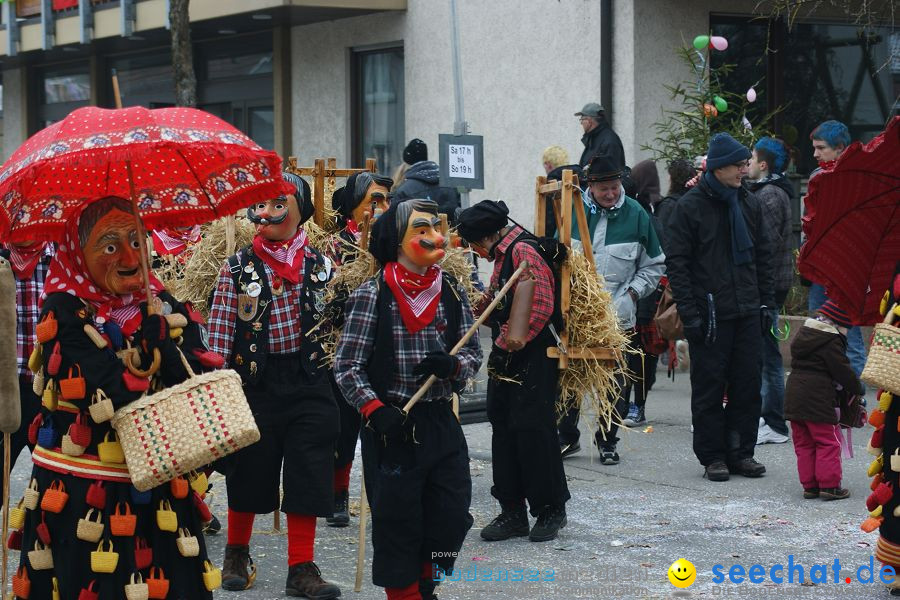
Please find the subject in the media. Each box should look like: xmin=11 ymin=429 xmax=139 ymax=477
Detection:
xmin=556 ymin=154 xmax=665 ymax=465
xmin=575 ymin=102 xmax=625 ymax=170
xmin=457 ymin=200 xmax=571 ymax=544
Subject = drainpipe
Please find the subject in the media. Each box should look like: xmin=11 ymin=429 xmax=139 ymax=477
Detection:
xmin=600 ymin=0 xmax=613 ymax=126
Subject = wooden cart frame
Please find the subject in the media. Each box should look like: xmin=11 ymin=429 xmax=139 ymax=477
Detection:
xmin=533 ymin=168 xmax=617 ymax=368
xmin=286 ymin=157 xmax=377 ymax=227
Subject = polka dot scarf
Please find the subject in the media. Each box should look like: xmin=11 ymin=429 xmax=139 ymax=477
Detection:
xmin=40 ymin=203 xmax=163 ymax=336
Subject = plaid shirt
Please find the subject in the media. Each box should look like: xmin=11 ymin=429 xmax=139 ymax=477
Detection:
xmin=479 ymin=226 xmax=556 ymax=351
xmin=8 ymin=246 xmax=54 ymax=382
xmin=334 ymin=275 xmax=482 ymax=410
xmin=207 ymin=247 xmax=317 ymax=363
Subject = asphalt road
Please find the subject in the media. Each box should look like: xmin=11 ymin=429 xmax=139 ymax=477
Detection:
xmin=2 ymin=364 xmax=887 ymax=600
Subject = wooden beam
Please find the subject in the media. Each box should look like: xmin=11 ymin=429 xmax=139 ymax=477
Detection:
xmin=568 ymin=170 xmax=596 ymax=272
xmin=313 ymin=158 xmax=325 ymax=227
xmin=539 ymin=180 xmax=563 ymax=194
xmin=533 ymin=175 xmax=547 ymax=236
xmin=547 ymin=347 xmax=618 ymax=360
xmin=365 ymin=158 xmax=377 ymax=173
xmin=557 ymin=171 xmax=573 ymax=370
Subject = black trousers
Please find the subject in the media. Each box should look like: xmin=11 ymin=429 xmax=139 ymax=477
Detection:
xmin=558 ymin=329 xmax=638 ymax=448
xmin=487 ymin=331 xmax=570 ymax=515
xmin=331 ymin=373 xmax=362 ymax=470
xmin=689 ymin=315 xmax=762 ymax=466
xmin=225 ymin=353 xmax=339 ymax=515
xmin=361 ymin=401 xmax=472 ymax=589
xmin=0 ymin=376 xmax=40 ymax=490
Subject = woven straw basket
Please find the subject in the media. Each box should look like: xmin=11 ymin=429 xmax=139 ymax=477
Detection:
xmin=112 ymin=350 xmax=259 ymax=492
xmin=862 ymin=323 xmax=900 ymax=396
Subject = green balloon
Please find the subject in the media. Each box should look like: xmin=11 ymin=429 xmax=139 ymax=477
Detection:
xmin=713 ymin=96 xmax=728 ymax=113
xmin=693 ymin=35 xmax=710 ymax=50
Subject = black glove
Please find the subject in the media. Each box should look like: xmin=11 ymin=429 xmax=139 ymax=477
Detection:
xmin=682 ymin=320 xmax=705 ymax=345
xmin=367 ymin=405 xmax=408 ymax=439
xmin=141 ymin=313 xmax=170 ymax=351
xmin=412 ymin=350 xmax=459 ymax=381
xmin=760 ymin=306 xmax=775 ymax=338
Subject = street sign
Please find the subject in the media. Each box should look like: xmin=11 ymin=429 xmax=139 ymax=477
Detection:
xmin=438 ymin=133 xmax=484 ymax=190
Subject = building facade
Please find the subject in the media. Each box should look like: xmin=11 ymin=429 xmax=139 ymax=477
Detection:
xmin=1 ymin=0 xmax=896 ymax=224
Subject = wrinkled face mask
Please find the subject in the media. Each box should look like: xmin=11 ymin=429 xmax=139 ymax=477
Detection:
xmin=351 ymin=176 xmax=390 ymax=226
xmin=83 ymin=209 xmax=144 ymax=296
xmin=247 ymin=195 xmax=301 ymax=241
xmin=400 ymin=210 xmax=446 ymax=268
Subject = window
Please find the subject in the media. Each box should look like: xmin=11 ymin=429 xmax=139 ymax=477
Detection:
xmin=108 ymin=53 xmax=175 ymax=108
xmin=711 ymin=17 xmax=899 ymax=174
xmin=352 ymin=46 xmax=405 ymax=176
xmin=35 ymin=64 xmax=91 ymax=130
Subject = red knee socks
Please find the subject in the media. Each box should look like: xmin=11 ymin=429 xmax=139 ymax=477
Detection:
xmin=385 ymin=582 xmax=420 ymax=600
xmin=227 ymin=509 xmax=255 ymax=546
xmin=286 ymin=513 xmax=316 ymax=566
xmin=334 ymin=462 xmax=352 ymax=492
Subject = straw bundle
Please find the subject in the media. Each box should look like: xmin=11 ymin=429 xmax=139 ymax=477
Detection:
xmin=439 ymin=244 xmax=482 ymax=308
xmin=556 ymin=250 xmax=632 ymax=432
xmin=157 ymin=217 xmax=255 ymax=318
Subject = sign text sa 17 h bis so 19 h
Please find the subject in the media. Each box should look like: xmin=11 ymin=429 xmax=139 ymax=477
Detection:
xmin=438 ymin=133 xmax=484 ymax=191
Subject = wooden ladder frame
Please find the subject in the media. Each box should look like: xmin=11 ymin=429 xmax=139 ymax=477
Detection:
xmin=533 ymin=168 xmax=617 ymax=369
xmin=286 ymin=157 xmax=377 ymax=227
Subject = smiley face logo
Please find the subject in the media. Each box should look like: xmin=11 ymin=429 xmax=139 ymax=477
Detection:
xmin=668 ymin=559 xmax=696 ymax=588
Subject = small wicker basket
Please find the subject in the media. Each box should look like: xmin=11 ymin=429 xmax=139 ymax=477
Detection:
xmin=112 ymin=350 xmax=259 ymax=491
xmin=862 ymin=322 xmax=900 ymax=396
xmin=77 ymin=509 xmax=105 ymax=543
xmin=28 ymin=540 xmax=54 ymax=570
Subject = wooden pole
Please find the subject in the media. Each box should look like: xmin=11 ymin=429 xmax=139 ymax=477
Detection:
xmin=313 ymin=158 xmax=325 ymax=227
xmin=354 ymin=481 xmax=368 ymax=592
xmin=557 ymin=171 xmax=574 ymax=370
xmin=2 ymin=435 xmax=10 ymax=598
xmin=365 ymin=158 xmax=377 ymax=173
xmin=125 ymin=161 xmax=156 ymax=313
xmin=403 ymin=262 xmax=529 ymax=413
xmin=533 ymin=175 xmax=546 ymax=236
xmin=111 ymin=69 xmax=123 ymax=108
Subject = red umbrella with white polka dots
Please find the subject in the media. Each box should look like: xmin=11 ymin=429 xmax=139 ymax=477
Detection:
xmin=0 ymin=105 xmax=288 ymax=301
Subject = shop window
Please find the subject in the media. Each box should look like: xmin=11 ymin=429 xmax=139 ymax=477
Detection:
xmin=711 ymin=16 xmax=899 ymax=174
xmin=35 ymin=64 xmax=91 ymax=130
xmin=352 ymin=46 xmax=405 ymax=176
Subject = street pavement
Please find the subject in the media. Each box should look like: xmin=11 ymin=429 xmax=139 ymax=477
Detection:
xmin=3 ymin=366 xmax=887 ymax=599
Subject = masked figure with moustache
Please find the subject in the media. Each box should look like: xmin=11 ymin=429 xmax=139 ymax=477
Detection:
xmin=207 ymin=173 xmax=341 ymax=598
xmin=334 ymin=198 xmax=482 ymax=600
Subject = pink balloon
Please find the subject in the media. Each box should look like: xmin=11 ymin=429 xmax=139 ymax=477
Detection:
xmin=710 ymin=36 xmax=728 ymax=51
xmin=746 ymin=88 xmax=757 ymax=103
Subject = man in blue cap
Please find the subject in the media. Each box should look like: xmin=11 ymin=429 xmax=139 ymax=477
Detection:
xmin=665 ymin=133 xmax=776 ymax=482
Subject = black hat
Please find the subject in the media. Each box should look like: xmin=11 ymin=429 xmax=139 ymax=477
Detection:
xmin=369 ymin=202 xmax=401 ymax=264
xmin=706 ymin=133 xmax=751 ymax=171
xmin=403 ymin=138 xmax=428 ymax=165
xmin=282 ymin=171 xmax=314 ymax=224
xmin=457 ymin=200 xmax=510 ymax=242
xmin=584 ymin=154 xmax=623 ymax=183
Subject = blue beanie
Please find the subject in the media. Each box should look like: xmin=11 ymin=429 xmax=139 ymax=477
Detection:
xmin=706 ymin=133 xmax=751 ymax=171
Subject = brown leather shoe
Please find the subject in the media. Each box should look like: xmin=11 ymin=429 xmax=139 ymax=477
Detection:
xmin=285 ymin=561 xmax=341 ymax=599
xmin=222 ymin=544 xmax=257 ymax=591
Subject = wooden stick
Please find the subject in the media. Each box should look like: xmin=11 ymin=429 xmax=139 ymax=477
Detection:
xmin=313 ymin=158 xmax=325 ymax=227
xmin=403 ymin=262 xmax=529 ymax=413
xmin=126 ymin=161 xmax=155 ymax=313
xmin=111 ymin=69 xmax=123 ymax=108
xmin=354 ymin=479 xmax=368 ymax=593
xmin=2 ymin=434 xmax=10 ymax=598
xmin=359 ymin=213 xmax=372 ymax=252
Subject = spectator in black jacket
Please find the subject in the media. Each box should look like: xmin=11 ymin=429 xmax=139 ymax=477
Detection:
xmin=664 ymin=133 xmax=776 ymax=483
xmin=391 ymin=138 xmax=462 ymax=224
xmin=575 ymin=103 xmax=625 ymax=169
xmin=748 ymin=137 xmax=795 ymax=447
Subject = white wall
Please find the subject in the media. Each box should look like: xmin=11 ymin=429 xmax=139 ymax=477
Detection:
xmin=291 ymin=0 xmax=766 ymax=222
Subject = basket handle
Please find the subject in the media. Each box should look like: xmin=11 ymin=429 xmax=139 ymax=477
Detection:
xmin=885 ymin=303 xmax=898 ymax=325
xmin=175 ymin=347 xmax=197 ymax=378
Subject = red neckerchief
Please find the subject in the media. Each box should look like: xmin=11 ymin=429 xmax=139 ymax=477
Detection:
xmin=252 ymin=228 xmax=308 ymax=285
xmin=151 ymin=226 xmax=201 ymax=256
xmin=817 ymin=160 xmax=837 ymax=171
xmin=345 ymin=219 xmax=361 ymax=241
xmin=384 ymin=262 xmax=442 ymax=334
xmin=5 ymin=243 xmax=49 ymax=279
xmin=41 ymin=204 xmax=164 ymax=336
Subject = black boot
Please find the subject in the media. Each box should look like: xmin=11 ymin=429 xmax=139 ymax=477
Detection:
xmin=420 ymin=576 xmax=438 ymax=599
xmin=480 ymin=504 xmax=529 ymax=541
xmin=222 ymin=544 xmax=257 ymax=591
xmin=285 ymin=561 xmax=341 ymax=599
xmin=326 ymin=489 xmax=350 ymax=528
xmin=529 ymin=505 xmax=567 ymax=542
